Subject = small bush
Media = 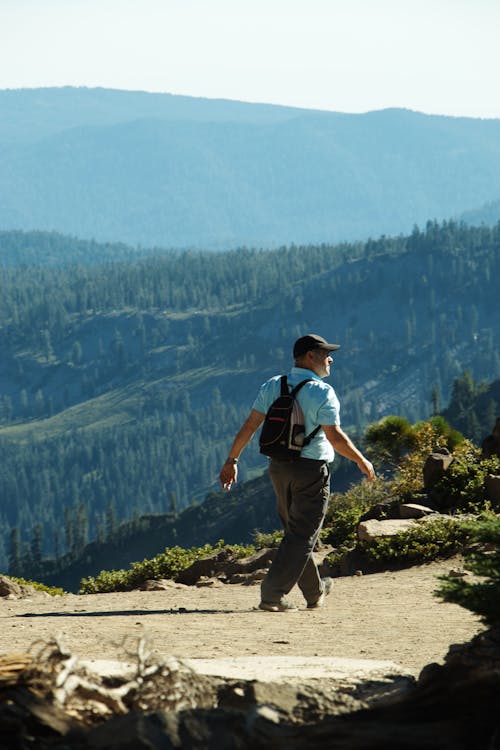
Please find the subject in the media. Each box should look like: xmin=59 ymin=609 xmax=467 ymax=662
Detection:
xmin=80 ymin=540 xmax=255 ymax=594
xmin=253 ymin=530 xmax=283 ymax=548
xmin=361 ymin=517 xmax=472 ymax=565
xmin=432 ymin=441 xmax=500 ymax=511
xmin=427 ymin=415 xmax=465 ymax=450
xmin=321 ymin=506 xmax=365 ymax=547
xmin=365 ymin=415 xmax=416 ymax=468
xmin=10 ymin=577 xmax=65 ymax=596
xmin=322 ymin=476 xmax=389 ymax=547
xmin=390 ymin=421 xmax=450 ymax=500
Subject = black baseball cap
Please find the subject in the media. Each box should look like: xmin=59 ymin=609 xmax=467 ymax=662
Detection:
xmin=293 ymin=333 xmax=341 ymax=358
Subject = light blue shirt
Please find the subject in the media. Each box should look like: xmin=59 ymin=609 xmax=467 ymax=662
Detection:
xmin=252 ymin=366 xmax=340 ymax=461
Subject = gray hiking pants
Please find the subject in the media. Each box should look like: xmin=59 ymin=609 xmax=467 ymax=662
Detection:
xmin=261 ymin=457 xmax=330 ymax=605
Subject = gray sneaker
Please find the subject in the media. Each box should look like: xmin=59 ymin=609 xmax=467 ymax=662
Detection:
xmin=259 ymin=598 xmax=298 ymax=612
xmin=307 ymin=577 xmax=333 ymax=609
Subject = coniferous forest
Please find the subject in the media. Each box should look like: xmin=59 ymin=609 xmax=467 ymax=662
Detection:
xmin=0 ymin=220 xmax=499 ymax=574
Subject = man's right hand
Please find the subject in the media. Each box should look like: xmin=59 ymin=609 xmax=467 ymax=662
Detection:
xmin=219 ymin=461 xmax=238 ymax=491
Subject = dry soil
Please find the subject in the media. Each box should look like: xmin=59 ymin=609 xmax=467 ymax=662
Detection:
xmin=0 ymin=558 xmax=482 ymax=677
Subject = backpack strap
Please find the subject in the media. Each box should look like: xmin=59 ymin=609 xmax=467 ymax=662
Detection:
xmin=280 ymin=375 xmax=288 ymax=396
xmin=290 ymin=378 xmax=313 ymax=397
xmin=284 ymin=377 xmax=322 ymax=446
xmin=303 ymin=424 xmax=321 ymax=446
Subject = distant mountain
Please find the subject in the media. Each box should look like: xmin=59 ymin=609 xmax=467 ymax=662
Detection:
xmin=0 ymin=229 xmax=148 ymax=266
xmin=460 ymin=199 xmax=500 ymax=227
xmin=0 ymin=86 xmax=304 ymax=144
xmin=1 ymin=88 xmax=500 ymax=249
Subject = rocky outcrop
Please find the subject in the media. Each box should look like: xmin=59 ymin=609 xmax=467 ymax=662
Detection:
xmin=0 ymin=575 xmax=45 ymax=600
xmin=423 ymin=449 xmax=454 ymax=489
xmin=481 ymin=417 xmax=500 ymax=459
xmin=174 ymin=548 xmax=277 ymax=587
xmin=485 ymin=475 xmax=500 ymax=507
xmin=1 ymin=630 xmax=499 ymax=749
xmin=398 ymin=502 xmax=435 ymax=519
xmin=0 ymin=575 xmax=24 ymax=598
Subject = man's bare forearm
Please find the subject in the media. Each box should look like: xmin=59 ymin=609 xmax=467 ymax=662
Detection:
xmin=323 ymin=424 xmax=375 ymax=481
xmin=227 ymin=409 xmax=265 ymax=459
xmin=219 ymin=409 xmax=265 ymax=490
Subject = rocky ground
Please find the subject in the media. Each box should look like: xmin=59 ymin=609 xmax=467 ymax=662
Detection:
xmin=1 ymin=558 xmax=496 ymax=749
xmin=0 ymin=557 xmax=481 ymax=674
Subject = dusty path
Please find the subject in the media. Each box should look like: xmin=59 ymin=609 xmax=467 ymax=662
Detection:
xmin=1 ymin=558 xmax=482 ymax=677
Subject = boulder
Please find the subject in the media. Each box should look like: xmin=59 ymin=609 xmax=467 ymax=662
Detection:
xmin=174 ymin=549 xmax=232 ymax=585
xmin=0 ymin=575 xmax=24 ymax=598
xmin=358 ymin=501 xmax=400 ymax=522
xmin=423 ymin=451 xmax=453 ymax=490
xmin=485 ymin=475 xmax=500 ymax=507
xmin=481 ymin=417 xmax=500 ymax=459
xmin=223 ymin=547 xmax=276 ymax=576
xmin=398 ymin=503 xmax=435 ymax=519
xmin=357 ymin=519 xmax=418 ymax=542
xmin=139 ymin=579 xmax=184 ymax=591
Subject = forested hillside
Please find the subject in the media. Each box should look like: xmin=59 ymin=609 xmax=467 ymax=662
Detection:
xmin=2 ymin=88 xmax=500 ymax=248
xmin=0 ymin=220 xmax=499 ymax=572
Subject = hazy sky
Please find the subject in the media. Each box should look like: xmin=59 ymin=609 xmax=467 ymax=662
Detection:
xmin=1 ymin=0 xmax=499 ymax=118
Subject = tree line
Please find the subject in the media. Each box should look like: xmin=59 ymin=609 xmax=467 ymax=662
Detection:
xmin=1 ymin=219 xmax=499 ymax=573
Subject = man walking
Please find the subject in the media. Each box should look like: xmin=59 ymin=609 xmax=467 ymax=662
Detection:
xmin=219 ymin=334 xmax=375 ymax=612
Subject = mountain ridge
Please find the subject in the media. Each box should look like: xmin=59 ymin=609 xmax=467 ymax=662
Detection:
xmin=2 ymin=88 xmax=500 ymax=249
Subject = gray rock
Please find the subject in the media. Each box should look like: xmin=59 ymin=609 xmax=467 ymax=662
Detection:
xmin=423 ymin=451 xmax=453 ymax=490
xmin=0 ymin=575 xmax=24 ymax=598
xmin=482 ymin=417 xmax=500 ymax=459
xmin=224 ymin=547 xmax=276 ymax=575
xmin=139 ymin=579 xmax=176 ymax=591
xmin=357 ymin=519 xmax=418 ymax=542
xmin=175 ymin=549 xmax=232 ymax=585
xmin=485 ymin=475 xmax=500 ymax=507
xmin=195 ymin=577 xmax=223 ymax=587
xmin=399 ymin=503 xmax=435 ymax=519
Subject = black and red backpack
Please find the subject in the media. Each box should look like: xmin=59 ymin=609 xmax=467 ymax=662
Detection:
xmin=259 ymin=376 xmax=320 ymax=460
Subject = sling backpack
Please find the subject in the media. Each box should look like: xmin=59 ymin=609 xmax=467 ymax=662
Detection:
xmin=259 ymin=376 xmax=321 ymax=460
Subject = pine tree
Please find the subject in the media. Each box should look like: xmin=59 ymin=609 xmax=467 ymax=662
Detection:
xmin=30 ymin=523 xmax=43 ymax=570
xmin=8 ymin=528 xmax=21 ymax=577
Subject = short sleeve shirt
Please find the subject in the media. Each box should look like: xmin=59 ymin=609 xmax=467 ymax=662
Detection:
xmin=252 ymin=366 xmax=341 ymax=461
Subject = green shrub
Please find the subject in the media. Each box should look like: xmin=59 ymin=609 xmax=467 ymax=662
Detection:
xmin=436 ymin=514 xmax=500 ymax=627
xmin=365 ymin=415 xmax=416 ymax=468
xmin=253 ymin=530 xmax=283 ymax=548
xmin=80 ymin=540 xmax=255 ymax=594
xmin=10 ymin=576 xmax=65 ymax=596
xmin=431 ymin=441 xmax=500 ymax=511
xmin=322 ymin=476 xmax=390 ymax=547
xmin=389 ymin=421 xmax=450 ymax=500
xmin=426 ymin=415 xmax=465 ymax=450
xmin=361 ymin=517 xmax=472 ymax=565
xmin=321 ymin=506 xmax=365 ymax=547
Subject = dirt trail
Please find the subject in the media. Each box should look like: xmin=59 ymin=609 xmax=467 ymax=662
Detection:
xmin=1 ymin=558 xmax=482 ymax=676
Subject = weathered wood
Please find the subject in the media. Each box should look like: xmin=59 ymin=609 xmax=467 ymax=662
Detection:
xmin=0 ymin=653 xmax=34 ymax=686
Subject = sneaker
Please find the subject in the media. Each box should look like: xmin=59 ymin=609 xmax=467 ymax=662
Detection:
xmin=307 ymin=577 xmax=333 ymax=609
xmin=259 ymin=598 xmax=298 ymax=612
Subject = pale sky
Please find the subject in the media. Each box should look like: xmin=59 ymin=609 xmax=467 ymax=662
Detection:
xmin=1 ymin=0 xmax=499 ymax=118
